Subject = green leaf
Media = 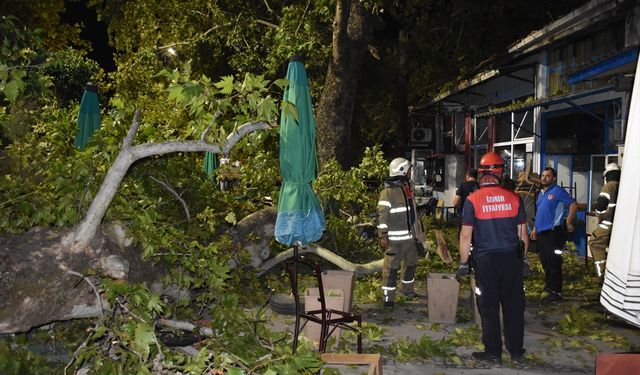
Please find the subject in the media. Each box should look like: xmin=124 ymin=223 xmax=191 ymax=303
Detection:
xmin=3 ymin=77 xmax=24 ymax=101
xmin=273 ymin=79 xmax=289 ymax=89
xmin=133 ymin=323 xmax=155 ymax=361
xmin=215 ymin=75 xmax=234 ymax=94
xmin=146 ymin=294 xmax=164 ymax=314
xmin=224 ymin=212 xmax=237 ymax=225
xmin=280 ymin=100 xmax=298 ymax=123
xmin=167 ymin=84 xmax=185 ymax=102
xmin=227 ymin=368 xmax=245 ymax=375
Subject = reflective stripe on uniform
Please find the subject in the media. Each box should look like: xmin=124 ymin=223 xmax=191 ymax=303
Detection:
xmin=378 ymin=200 xmax=391 ymax=207
xmin=595 ymin=209 xmax=606 ymax=214
xmin=475 ymin=287 xmax=482 ymax=296
xmin=598 ymin=224 xmax=611 ymax=230
xmin=381 ymin=286 xmax=396 ymax=291
xmin=390 ymin=206 xmax=408 ymax=213
xmin=595 ymin=260 xmax=606 ymax=277
xmin=608 ymin=203 xmax=616 ymax=208
xmin=389 ymin=234 xmax=413 ymax=241
xmin=600 ymin=192 xmax=611 ymax=199
xmin=554 ymin=249 xmax=563 ymax=255
xmin=377 ymin=223 xmax=388 ymax=229
xmin=602 ymin=220 xmax=613 ymax=225
xmin=388 ymin=229 xmax=410 ymax=236
xmin=401 ymin=279 xmax=415 ymax=284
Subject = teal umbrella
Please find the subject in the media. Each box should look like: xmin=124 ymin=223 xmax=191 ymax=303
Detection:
xmin=204 ymin=151 xmax=217 ymax=179
xmin=274 ymin=56 xmax=325 ymax=246
xmin=75 ymin=82 xmax=101 ymax=149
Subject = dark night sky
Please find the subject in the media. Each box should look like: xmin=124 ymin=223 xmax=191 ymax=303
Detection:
xmin=61 ymin=0 xmax=116 ymax=72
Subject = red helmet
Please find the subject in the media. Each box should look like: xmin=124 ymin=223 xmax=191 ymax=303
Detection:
xmin=479 ymin=152 xmax=504 ymax=178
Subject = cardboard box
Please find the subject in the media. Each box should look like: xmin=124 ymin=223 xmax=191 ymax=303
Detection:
xmin=303 ymin=288 xmax=344 ymax=349
xmin=322 ymin=270 xmax=355 ymax=312
xmin=427 ymin=273 xmax=459 ymax=323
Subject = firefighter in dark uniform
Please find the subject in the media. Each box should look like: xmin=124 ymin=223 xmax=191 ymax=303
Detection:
xmin=377 ymin=157 xmax=426 ymax=308
xmin=589 ymin=162 xmax=620 ymax=277
xmin=456 ymin=152 xmax=529 ymax=364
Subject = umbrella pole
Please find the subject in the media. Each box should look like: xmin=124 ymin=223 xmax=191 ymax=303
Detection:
xmin=292 ymin=243 xmax=300 ymax=354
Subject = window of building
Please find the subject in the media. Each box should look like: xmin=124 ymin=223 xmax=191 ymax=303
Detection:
xmin=548 ymin=22 xmax=625 ymax=96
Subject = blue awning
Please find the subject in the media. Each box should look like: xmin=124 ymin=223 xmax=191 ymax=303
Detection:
xmin=567 ymin=48 xmax=638 ymax=85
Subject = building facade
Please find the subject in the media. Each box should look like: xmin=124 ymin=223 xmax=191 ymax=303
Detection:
xmin=410 ymin=0 xmax=640 ymax=253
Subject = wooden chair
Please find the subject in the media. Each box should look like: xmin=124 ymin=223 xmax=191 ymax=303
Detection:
xmin=286 ymin=255 xmax=363 ymax=354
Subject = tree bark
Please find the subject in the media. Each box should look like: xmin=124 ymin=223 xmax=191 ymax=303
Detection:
xmin=316 ymin=0 xmax=373 ymax=168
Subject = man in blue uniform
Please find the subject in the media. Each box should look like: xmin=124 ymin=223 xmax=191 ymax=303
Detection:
xmin=456 ymin=152 xmax=529 ymax=364
xmin=530 ymin=167 xmax=577 ymax=302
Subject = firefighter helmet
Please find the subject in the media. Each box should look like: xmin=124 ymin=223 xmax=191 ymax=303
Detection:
xmin=603 ymin=162 xmax=620 ymax=177
xmin=479 ymin=152 xmax=505 ymax=178
xmin=389 ymin=157 xmax=411 ymax=177
xmin=603 ymin=162 xmax=621 ymax=181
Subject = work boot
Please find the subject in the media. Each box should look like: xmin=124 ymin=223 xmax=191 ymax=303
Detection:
xmin=511 ymin=349 xmax=526 ymax=363
xmin=472 ymin=351 xmax=502 ymax=364
xmin=543 ymin=291 xmax=563 ymax=303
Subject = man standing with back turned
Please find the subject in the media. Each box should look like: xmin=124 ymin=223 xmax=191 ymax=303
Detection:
xmin=456 ymin=152 xmax=529 ymax=364
xmin=530 ymin=167 xmax=577 ymax=302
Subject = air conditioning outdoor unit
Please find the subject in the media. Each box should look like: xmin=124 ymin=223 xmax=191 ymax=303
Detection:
xmin=411 ymin=127 xmax=432 ymax=144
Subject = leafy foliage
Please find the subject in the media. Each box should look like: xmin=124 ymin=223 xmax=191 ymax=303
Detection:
xmin=389 ymin=335 xmax=459 ymax=363
xmin=43 ymin=48 xmax=103 ymax=105
xmin=0 ymin=339 xmax=61 ymax=375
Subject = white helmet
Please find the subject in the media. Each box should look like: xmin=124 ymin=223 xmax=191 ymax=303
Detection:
xmin=603 ymin=162 xmax=620 ymax=177
xmin=389 ymin=157 xmax=411 ymax=177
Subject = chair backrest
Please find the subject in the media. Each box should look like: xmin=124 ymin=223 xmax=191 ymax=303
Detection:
xmin=286 ymin=256 xmax=326 ymax=312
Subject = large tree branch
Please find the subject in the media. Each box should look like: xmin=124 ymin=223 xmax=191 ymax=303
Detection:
xmin=257 ymin=244 xmax=383 ymax=276
xmin=131 ymin=121 xmax=272 ymax=159
xmin=123 ymin=109 xmax=142 ymax=148
xmin=70 ymin=112 xmax=273 ymax=250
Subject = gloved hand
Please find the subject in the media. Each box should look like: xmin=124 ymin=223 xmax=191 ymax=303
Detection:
xmin=456 ymin=262 xmax=470 ymax=281
xmin=522 ymin=257 xmax=531 ymax=278
xmin=379 ymin=236 xmax=389 ymax=250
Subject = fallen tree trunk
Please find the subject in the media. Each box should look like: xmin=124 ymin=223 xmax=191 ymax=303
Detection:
xmin=0 ymin=228 xmax=130 ymax=333
xmin=0 ymin=111 xmax=273 ymax=334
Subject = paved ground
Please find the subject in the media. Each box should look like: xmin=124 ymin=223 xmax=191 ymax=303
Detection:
xmin=267 ymin=288 xmax=640 ymax=375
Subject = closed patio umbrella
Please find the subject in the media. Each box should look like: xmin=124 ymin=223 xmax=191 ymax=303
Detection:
xmin=204 ymin=151 xmax=217 ymax=179
xmin=274 ymin=56 xmax=325 ymax=248
xmin=75 ymin=82 xmax=101 ymax=149
xmin=274 ymin=55 xmax=325 ymax=355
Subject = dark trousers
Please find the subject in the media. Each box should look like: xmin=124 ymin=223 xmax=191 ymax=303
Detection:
xmin=537 ymin=227 xmax=565 ymax=294
xmin=475 ymin=252 xmax=525 ymax=357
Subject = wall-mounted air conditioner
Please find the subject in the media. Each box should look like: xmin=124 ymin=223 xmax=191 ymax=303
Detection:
xmin=411 ymin=127 xmax=432 ymax=145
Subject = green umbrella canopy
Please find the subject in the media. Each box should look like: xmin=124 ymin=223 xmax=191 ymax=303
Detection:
xmin=274 ymin=56 xmax=325 ymax=246
xmin=204 ymin=151 xmax=217 ymax=179
xmin=75 ymin=82 xmax=101 ymax=149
